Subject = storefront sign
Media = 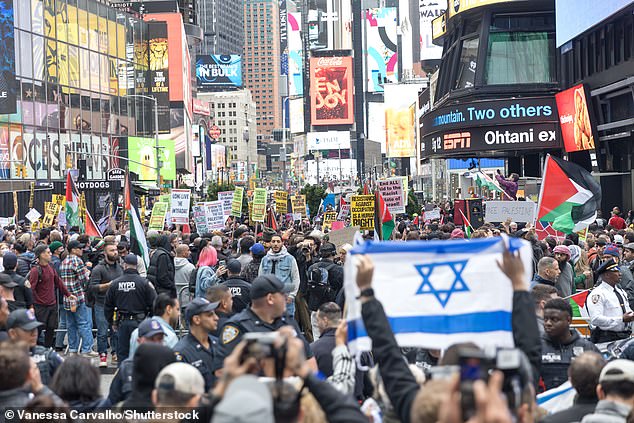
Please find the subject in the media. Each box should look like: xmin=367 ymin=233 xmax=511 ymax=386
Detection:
xmin=107 ymin=167 xmax=125 ymax=181
xmin=555 ymin=84 xmax=596 ymax=153
xmin=75 ymin=180 xmax=111 ymax=190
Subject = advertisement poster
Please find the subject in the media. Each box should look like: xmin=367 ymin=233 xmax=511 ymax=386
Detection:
xmin=149 ymin=201 xmax=169 ymax=231
xmin=310 ymin=56 xmax=354 ymax=126
xmin=128 ymin=137 xmax=176 ymax=181
xmin=350 ymin=195 xmax=375 ymax=230
xmin=365 ymin=8 xmax=398 ymax=92
xmin=147 ymin=22 xmax=170 ymax=133
xmin=377 ymin=178 xmax=406 ymax=214
xmin=555 ymin=84 xmax=596 ymax=153
xmin=169 ymin=189 xmax=190 ymax=225
xmin=291 ymin=195 xmax=307 ymax=218
xmin=251 ymin=188 xmax=267 ymax=223
xmin=231 ymin=187 xmax=244 ymax=217
xmin=205 ymin=200 xmax=225 ymax=230
xmin=275 ymin=191 xmax=288 ymax=214
xmin=218 ymin=191 xmax=234 ymax=217
xmin=419 ymin=1 xmax=445 ymax=61
xmin=288 ymin=12 xmax=304 ymax=97
xmin=306 ymin=131 xmax=351 ymax=151
xmin=196 ymin=55 xmax=242 ymax=89
xmin=385 ymin=84 xmax=419 ymax=158
xmin=192 ymin=204 xmax=208 ymax=234
xmin=0 ymin=0 xmax=16 ymax=114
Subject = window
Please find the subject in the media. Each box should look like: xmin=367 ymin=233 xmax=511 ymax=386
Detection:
xmin=484 ymin=13 xmax=556 ymax=85
xmin=455 ymin=38 xmax=479 ymax=89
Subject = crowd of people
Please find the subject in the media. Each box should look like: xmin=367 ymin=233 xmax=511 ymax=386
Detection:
xmin=1 ymin=206 xmax=634 ymax=422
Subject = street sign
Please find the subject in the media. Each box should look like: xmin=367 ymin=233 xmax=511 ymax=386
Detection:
xmin=107 ymin=168 xmax=125 ymax=181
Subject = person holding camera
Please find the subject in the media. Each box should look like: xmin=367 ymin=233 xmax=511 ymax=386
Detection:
xmin=216 ymin=274 xmax=316 ymax=372
xmin=173 ymin=297 xmax=220 ymax=392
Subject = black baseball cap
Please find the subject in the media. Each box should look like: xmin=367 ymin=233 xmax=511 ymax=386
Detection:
xmin=138 ymin=318 xmax=165 ymax=338
xmin=250 ymin=275 xmax=289 ymax=300
xmin=185 ymin=298 xmax=219 ymax=322
xmin=0 ymin=273 xmax=17 ymax=289
xmin=7 ymin=309 xmax=43 ymax=330
xmin=124 ymin=254 xmax=138 ymax=266
xmin=226 ymin=259 xmax=241 ymax=274
xmin=67 ymin=240 xmax=85 ymax=251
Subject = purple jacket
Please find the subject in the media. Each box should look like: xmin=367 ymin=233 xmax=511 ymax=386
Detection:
xmin=496 ymin=174 xmax=518 ymax=200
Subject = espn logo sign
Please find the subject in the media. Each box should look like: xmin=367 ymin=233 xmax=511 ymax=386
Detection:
xmin=444 ymin=132 xmax=471 ymax=150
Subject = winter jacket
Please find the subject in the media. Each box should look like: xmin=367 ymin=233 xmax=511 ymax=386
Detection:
xmin=89 ymin=260 xmax=123 ymax=306
xmin=531 ymin=274 xmax=560 ymax=295
xmin=259 ymin=246 xmax=301 ymax=300
xmin=0 ymin=385 xmax=60 ymax=409
xmin=4 ymin=269 xmax=33 ymax=310
xmin=174 ymin=257 xmax=195 ymax=289
xmin=16 ymin=252 xmax=34 ymax=277
xmin=540 ymin=397 xmax=597 ymax=423
xmin=581 ymin=400 xmax=631 ymax=423
xmin=195 ymin=265 xmax=221 ymax=298
xmin=240 ymin=256 xmax=262 ymax=283
xmin=621 ymin=262 xmax=634 ymax=310
xmin=540 ymin=331 xmax=599 ymax=390
xmin=555 ymin=261 xmax=574 ymax=298
xmin=495 ymin=174 xmax=518 ymax=200
xmin=513 ymin=291 xmax=542 ymax=388
xmin=146 ymin=235 xmax=175 ymax=298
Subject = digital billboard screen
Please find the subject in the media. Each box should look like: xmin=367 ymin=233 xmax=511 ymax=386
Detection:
xmin=555 ymin=84 xmax=596 ymax=153
xmin=0 ymin=0 xmax=17 ymax=114
xmin=310 ymin=56 xmax=354 ymax=126
xmin=196 ymin=55 xmax=242 ymax=89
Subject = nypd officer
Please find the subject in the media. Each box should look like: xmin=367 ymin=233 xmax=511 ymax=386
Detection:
xmin=173 ymin=297 xmax=220 ymax=392
xmin=6 ymin=308 xmax=63 ymax=385
xmin=217 ymin=275 xmax=316 ymax=370
xmin=104 ymin=254 xmax=157 ymax=364
xmin=586 ymin=258 xmax=634 ymax=343
xmin=108 ymin=318 xmax=165 ymax=404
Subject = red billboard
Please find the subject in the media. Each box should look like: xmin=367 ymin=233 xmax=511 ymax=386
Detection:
xmin=310 ymin=56 xmax=354 ymax=126
xmin=555 ymin=84 xmax=596 ymax=152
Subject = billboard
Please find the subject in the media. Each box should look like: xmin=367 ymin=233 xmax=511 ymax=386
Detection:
xmin=365 ymin=8 xmax=398 ymax=92
xmin=310 ymin=56 xmax=354 ymax=126
xmin=419 ymin=1 xmax=445 ymax=60
xmin=0 ymin=0 xmax=17 ymax=114
xmin=307 ymin=131 xmax=351 ymax=150
xmin=128 ymin=137 xmax=176 ymax=181
xmin=288 ymin=12 xmax=304 ymax=96
xmin=196 ymin=55 xmax=242 ymax=89
xmin=148 ymin=22 xmax=171 ymax=133
xmin=555 ymin=84 xmax=596 ymax=153
xmin=289 ymin=98 xmax=305 ymax=134
xmin=385 ymin=84 xmax=424 ymax=158
xmin=556 ymin=0 xmax=632 ymax=47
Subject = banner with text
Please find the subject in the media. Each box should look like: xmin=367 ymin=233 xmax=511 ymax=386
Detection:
xmin=275 ymin=191 xmax=288 ymax=214
xmin=218 ymin=191 xmax=234 ymax=218
xmin=351 ymin=195 xmax=375 ymax=230
xmin=149 ymin=202 xmax=169 ymax=231
xmin=205 ymin=201 xmax=225 ymax=230
xmin=377 ymin=178 xmax=406 ymax=214
xmin=485 ymin=200 xmax=536 ymax=223
xmin=231 ymin=187 xmax=244 ymax=217
xmin=169 ymin=189 xmax=191 ymax=225
xmin=291 ymin=195 xmax=307 ymax=218
xmin=251 ymin=188 xmax=267 ymax=222
xmin=192 ymin=204 xmax=208 ymax=234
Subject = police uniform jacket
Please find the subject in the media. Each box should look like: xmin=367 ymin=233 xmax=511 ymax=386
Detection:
xmin=217 ymin=307 xmax=313 ymax=364
xmin=104 ymin=269 xmax=156 ymax=324
xmin=540 ymin=331 xmax=599 ymax=390
xmin=108 ymin=357 xmax=133 ymax=404
xmin=173 ymin=333 xmax=219 ymax=392
xmin=31 ymin=345 xmax=63 ymax=386
xmin=586 ymin=281 xmax=633 ymax=331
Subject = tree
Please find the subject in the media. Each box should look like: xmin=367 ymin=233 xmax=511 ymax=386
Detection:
xmin=406 ymin=188 xmax=421 ymax=217
xmin=206 ymin=182 xmax=235 ymax=201
xmin=300 ymin=184 xmax=326 ymax=217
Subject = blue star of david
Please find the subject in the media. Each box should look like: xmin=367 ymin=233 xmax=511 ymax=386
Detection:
xmin=414 ymin=260 xmax=470 ymax=308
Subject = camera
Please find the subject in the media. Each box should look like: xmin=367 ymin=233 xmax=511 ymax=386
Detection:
xmin=458 ymin=347 xmax=523 ymax=420
xmin=240 ymin=332 xmax=281 ymax=362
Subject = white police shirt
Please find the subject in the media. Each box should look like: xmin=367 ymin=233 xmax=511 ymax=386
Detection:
xmin=586 ymin=281 xmax=633 ymax=331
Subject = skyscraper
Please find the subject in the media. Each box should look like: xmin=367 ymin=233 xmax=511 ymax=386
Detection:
xmin=243 ymin=0 xmax=282 ymax=137
xmin=198 ymin=0 xmax=245 ymax=55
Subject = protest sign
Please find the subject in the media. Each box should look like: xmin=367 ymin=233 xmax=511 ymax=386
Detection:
xmin=338 ymin=200 xmax=350 ymax=220
xmin=218 ymin=191 xmax=234 ymax=218
xmin=0 ymin=217 xmax=13 ymax=227
xmin=377 ymin=178 xmax=406 ymax=215
xmin=291 ymin=195 xmax=307 ymax=218
xmin=322 ymin=212 xmax=337 ymax=230
xmin=25 ymin=208 xmax=41 ymax=223
xmin=331 ymin=221 xmax=345 ymax=231
xmin=148 ymin=202 xmax=169 ymax=231
xmin=231 ymin=187 xmax=244 ymax=217
xmin=251 ymin=188 xmax=267 ymax=222
xmin=424 ymin=208 xmax=441 ymax=221
xmin=275 ymin=191 xmax=288 ymax=214
xmin=328 ymin=226 xmax=359 ymax=247
xmin=344 ymin=236 xmax=533 ymax=352
xmin=484 ymin=200 xmax=536 ymax=223
xmin=42 ymin=202 xmax=59 ymax=227
xmin=52 ymin=194 xmax=66 ymax=207
xmin=350 ymin=195 xmax=375 ymax=230
xmin=158 ymin=194 xmax=171 ymax=204
xmin=169 ymin=189 xmax=191 ymax=225
xmin=192 ymin=204 xmax=208 ymax=234
xmin=292 ymin=213 xmax=302 ymax=221
xmin=206 ymin=201 xmax=225 ymax=230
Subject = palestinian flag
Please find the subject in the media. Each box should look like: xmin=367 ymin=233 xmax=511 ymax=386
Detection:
xmin=84 ymin=208 xmax=103 ymax=238
xmin=124 ymin=173 xmax=149 ymax=267
xmin=375 ymin=192 xmax=394 ymax=241
xmin=469 ymin=171 xmax=503 ymax=193
xmin=65 ymin=172 xmax=84 ymax=230
xmin=266 ymin=208 xmax=278 ymax=231
xmin=568 ymin=289 xmax=590 ymax=320
xmin=537 ymin=155 xmax=601 ymax=234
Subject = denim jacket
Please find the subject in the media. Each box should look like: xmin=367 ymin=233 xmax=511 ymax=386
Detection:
xmin=259 ymin=247 xmax=300 ymax=299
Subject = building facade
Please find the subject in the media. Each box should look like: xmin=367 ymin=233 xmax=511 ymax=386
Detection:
xmin=243 ymin=0 xmax=282 ymax=137
xmin=197 ymin=0 xmax=244 ymax=55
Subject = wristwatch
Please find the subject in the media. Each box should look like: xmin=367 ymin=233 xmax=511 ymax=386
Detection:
xmin=357 ymin=288 xmax=374 ymax=299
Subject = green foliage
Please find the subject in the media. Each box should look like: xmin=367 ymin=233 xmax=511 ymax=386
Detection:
xmin=300 ymin=184 xmax=326 ymax=217
xmin=206 ymin=183 xmax=235 ymax=201
xmin=406 ymin=188 xmax=421 ymax=217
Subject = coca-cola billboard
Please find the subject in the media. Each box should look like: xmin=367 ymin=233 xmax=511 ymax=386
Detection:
xmin=310 ymin=56 xmax=354 ymax=126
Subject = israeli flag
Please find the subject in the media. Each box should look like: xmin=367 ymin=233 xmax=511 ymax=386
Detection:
xmin=344 ymin=236 xmax=533 ymax=352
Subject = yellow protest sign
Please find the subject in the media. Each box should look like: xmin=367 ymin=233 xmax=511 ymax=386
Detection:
xmin=52 ymin=194 xmax=66 ymax=207
xmin=350 ymin=195 xmax=375 ymax=230
xmin=148 ymin=202 xmax=169 ymax=231
xmin=275 ymin=191 xmax=288 ymax=214
xmin=322 ymin=211 xmax=337 ymax=230
xmin=291 ymin=195 xmax=307 ymax=218
xmin=231 ymin=187 xmax=244 ymax=217
xmin=42 ymin=202 xmax=59 ymax=227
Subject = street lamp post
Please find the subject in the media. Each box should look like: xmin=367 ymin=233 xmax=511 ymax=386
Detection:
xmin=128 ymin=94 xmax=160 ymax=189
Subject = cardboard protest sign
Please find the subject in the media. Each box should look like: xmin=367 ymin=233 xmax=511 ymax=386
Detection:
xmin=485 ymin=200 xmax=536 ymax=223
xmin=218 ymin=191 xmax=234 ymax=218
xmin=206 ymin=201 xmax=225 ymax=230
xmin=169 ymin=189 xmax=191 ymax=225
xmin=149 ymin=202 xmax=169 ymax=231
xmin=322 ymin=211 xmax=337 ymax=230
xmin=350 ymin=195 xmax=375 ymax=230
xmin=231 ymin=187 xmax=244 ymax=217
xmin=192 ymin=204 xmax=208 ymax=234
xmin=328 ymin=226 xmax=360 ymax=247
xmin=251 ymin=188 xmax=267 ymax=223
xmin=291 ymin=195 xmax=307 ymax=218
xmin=377 ymin=178 xmax=406 ymax=215
xmin=275 ymin=191 xmax=288 ymax=214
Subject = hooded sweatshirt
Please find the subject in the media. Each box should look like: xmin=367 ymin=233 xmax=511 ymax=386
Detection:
xmin=147 ymin=235 xmax=176 ymax=298
xmin=174 ymin=257 xmax=195 ymax=288
xmin=540 ymin=330 xmax=600 ymax=390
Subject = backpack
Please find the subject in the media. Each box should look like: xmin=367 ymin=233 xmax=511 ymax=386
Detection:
xmin=306 ymin=262 xmax=336 ymax=311
xmin=188 ymin=267 xmax=199 ymax=294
